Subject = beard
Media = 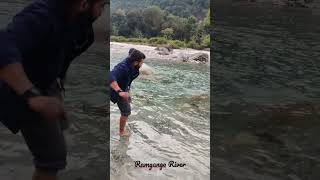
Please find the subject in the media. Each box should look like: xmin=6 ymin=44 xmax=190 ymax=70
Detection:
xmin=134 ymin=64 xmax=141 ymax=70
xmin=133 ymin=63 xmax=142 ymax=70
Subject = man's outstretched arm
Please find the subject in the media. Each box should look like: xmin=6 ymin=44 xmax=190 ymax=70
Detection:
xmin=0 ymin=6 xmax=66 ymax=121
xmin=109 ymin=66 xmax=130 ymax=101
xmin=110 ymin=80 xmax=121 ymax=92
xmin=0 ymin=63 xmax=33 ymax=95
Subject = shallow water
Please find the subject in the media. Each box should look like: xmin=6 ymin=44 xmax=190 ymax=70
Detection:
xmin=110 ymin=47 xmax=210 ymax=179
xmin=0 ymin=1 xmax=108 ymax=179
xmin=213 ymin=3 xmax=320 ymax=180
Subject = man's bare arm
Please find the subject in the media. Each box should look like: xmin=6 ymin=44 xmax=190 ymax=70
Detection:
xmin=110 ymin=80 xmax=121 ymax=92
xmin=0 ymin=63 xmax=67 ymax=121
xmin=0 ymin=63 xmax=33 ymax=95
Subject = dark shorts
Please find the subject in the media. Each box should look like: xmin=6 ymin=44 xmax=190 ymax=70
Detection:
xmin=20 ymin=115 xmax=67 ymax=172
xmin=117 ymin=96 xmax=131 ymax=116
xmin=17 ymin=81 xmax=68 ymax=172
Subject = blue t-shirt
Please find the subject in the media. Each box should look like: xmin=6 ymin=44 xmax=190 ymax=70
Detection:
xmin=0 ymin=0 xmax=94 ymax=90
xmin=0 ymin=0 xmax=94 ymax=132
xmin=109 ymin=58 xmax=140 ymax=103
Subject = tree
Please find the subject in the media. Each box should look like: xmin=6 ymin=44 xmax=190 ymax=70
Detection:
xmin=111 ymin=9 xmax=126 ymax=27
xmin=111 ymin=0 xmax=210 ymax=19
xmin=110 ymin=2 xmax=210 ymax=49
xmin=126 ymin=9 xmax=144 ymax=37
xmin=202 ymin=10 xmax=210 ymax=33
xmin=184 ymin=16 xmax=197 ymax=41
xmin=162 ymin=14 xmax=187 ymax=40
xmin=201 ymin=34 xmax=210 ymax=48
xmin=132 ymin=28 xmax=144 ymax=38
xmin=111 ymin=25 xmax=119 ymax=36
xmin=142 ymin=6 xmax=166 ymax=37
xmin=118 ymin=23 xmax=131 ymax=37
xmin=161 ymin=28 xmax=174 ymax=39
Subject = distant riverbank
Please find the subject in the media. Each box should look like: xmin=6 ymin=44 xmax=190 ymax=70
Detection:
xmin=111 ymin=36 xmax=210 ymax=50
xmin=111 ymin=42 xmax=210 ymax=64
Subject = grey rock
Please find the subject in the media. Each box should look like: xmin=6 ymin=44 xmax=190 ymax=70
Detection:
xmin=179 ymin=53 xmax=209 ymax=63
xmin=155 ymin=46 xmax=173 ymax=55
xmin=189 ymin=53 xmax=209 ymax=63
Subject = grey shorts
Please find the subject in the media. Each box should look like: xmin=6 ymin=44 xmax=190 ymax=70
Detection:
xmin=117 ymin=96 xmax=132 ymax=116
xmin=20 ymin=82 xmax=68 ymax=172
xmin=20 ymin=115 xmax=67 ymax=172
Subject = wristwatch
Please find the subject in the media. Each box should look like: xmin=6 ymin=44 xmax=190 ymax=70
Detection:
xmin=116 ymin=89 xmax=123 ymax=95
xmin=21 ymin=87 xmax=42 ymax=101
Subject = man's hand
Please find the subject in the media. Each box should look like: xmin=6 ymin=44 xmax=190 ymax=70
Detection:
xmin=110 ymin=80 xmax=131 ymax=102
xmin=27 ymin=96 xmax=66 ymax=122
xmin=119 ymin=91 xmax=130 ymax=102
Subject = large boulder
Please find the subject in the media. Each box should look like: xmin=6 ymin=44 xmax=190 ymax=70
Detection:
xmin=181 ymin=53 xmax=209 ymax=63
xmin=155 ymin=46 xmax=173 ymax=55
xmin=139 ymin=63 xmax=154 ymax=75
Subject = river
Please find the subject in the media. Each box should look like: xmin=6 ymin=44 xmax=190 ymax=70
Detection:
xmin=213 ymin=2 xmax=320 ymax=180
xmin=110 ymin=45 xmax=210 ymax=180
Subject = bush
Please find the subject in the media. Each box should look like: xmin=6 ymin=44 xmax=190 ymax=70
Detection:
xmin=148 ymin=37 xmax=168 ymax=45
xmin=168 ymin=40 xmax=185 ymax=49
xmin=111 ymin=36 xmax=127 ymax=42
xmin=201 ymin=35 xmax=210 ymax=48
xmin=161 ymin=28 xmax=174 ymax=39
xmin=127 ymin=38 xmax=140 ymax=43
xmin=186 ymin=40 xmax=200 ymax=49
xmin=139 ymin=38 xmax=149 ymax=44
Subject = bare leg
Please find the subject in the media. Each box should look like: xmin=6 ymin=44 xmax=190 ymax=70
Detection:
xmin=119 ymin=115 xmax=130 ymax=136
xmin=32 ymin=169 xmax=57 ymax=180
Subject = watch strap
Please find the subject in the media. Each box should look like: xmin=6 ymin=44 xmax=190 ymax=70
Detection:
xmin=116 ymin=89 xmax=123 ymax=94
xmin=21 ymin=87 xmax=42 ymax=100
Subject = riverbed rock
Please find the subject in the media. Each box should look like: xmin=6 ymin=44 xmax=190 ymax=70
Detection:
xmin=155 ymin=46 xmax=173 ymax=55
xmin=139 ymin=63 xmax=154 ymax=75
xmin=191 ymin=53 xmax=209 ymax=63
xmin=191 ymin=94 xmax=210 ymax=101
xmin=181 ymin=53 xmax=209 ymax=63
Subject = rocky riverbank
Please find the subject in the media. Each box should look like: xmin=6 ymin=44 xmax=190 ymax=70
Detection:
xmin=110 ymin=42 xmax=210 ymax=64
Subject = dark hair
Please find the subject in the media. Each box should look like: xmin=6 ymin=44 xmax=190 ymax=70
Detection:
xmin=128 ymin=48 xmax=146 ymax=63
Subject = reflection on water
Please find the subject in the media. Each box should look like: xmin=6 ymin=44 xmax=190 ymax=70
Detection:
xmin=110 ymin=136 xmax=133 ymax=177
xmin=110 ymin=46 xmax=210 ymax=180
xmin=0 ymin=1 xmax=108 ymax=179
xmin=213 ymin=3 xmax=320 ymax=180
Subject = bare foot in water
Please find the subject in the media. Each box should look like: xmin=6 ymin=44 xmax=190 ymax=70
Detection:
xmin=119 ymin=130 xmax=131 ymax=137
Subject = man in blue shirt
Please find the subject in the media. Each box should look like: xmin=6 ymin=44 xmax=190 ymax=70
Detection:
xmin=0 ymin=0 xmax=105 ymax=179
xmin=110 ymin=48 xmax=146 ymax=136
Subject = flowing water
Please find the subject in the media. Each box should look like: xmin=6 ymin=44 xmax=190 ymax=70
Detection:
xmin=110 ymin=46 xmax=210 ymax=180
xmin=0 ymin=1 xmax=108 ymax=179
xmin=213 ymin=2 xmax=320 ymax=180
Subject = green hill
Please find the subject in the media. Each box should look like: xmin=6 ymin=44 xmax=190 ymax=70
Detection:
xmin=110 ymin=0 xmax=209 ymax=20
xmin=110 ymin=0 xmax=210 ymax=49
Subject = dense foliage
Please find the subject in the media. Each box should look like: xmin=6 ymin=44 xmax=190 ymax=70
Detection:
xmin=110 ymin=0 xmax=209 ymax=19
xmin=111 ymin=0 xmax=210 ymax=49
